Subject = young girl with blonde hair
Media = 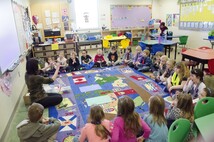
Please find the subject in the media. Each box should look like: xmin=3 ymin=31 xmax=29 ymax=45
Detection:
xmin=144 ymin=96 xmax=168 ymax=142
xmin=111 ymin=96 xmax=151 ymax=142
xmin=166 ymin=61 xmax=190 ymax=93
xmin=74 ymin=105 xmax=111 ymax=142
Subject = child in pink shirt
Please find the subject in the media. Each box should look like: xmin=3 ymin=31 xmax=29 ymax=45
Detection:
xmin=73 ymin=105 xmax=111 ymax=142
xmin=111 ymin=96 xmax=151 ymax=142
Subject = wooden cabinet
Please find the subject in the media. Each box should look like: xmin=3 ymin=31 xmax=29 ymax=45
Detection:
xmin=77 ymin=40 xmax=102 ymax=55
xmin=32 ymin=42 xmax=77 ymax=61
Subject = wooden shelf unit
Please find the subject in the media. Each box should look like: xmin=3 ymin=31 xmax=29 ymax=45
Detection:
xmin=32 ymin=42 xmax=77 ymax=61
xmin=77 ymin=40 xmax=102 ymax=54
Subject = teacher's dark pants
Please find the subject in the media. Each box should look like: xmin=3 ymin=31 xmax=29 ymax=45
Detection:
xmin=36 ymin=93 xmax=62 ymax=108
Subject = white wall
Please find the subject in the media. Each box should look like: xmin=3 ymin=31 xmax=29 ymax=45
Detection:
xmin=97 ymin=0 xmax=210 ymax=48
xmin=0 ymin=0 xmax=30 ymax=140
xmin=157 ymin=0 xmax=210 ymax=48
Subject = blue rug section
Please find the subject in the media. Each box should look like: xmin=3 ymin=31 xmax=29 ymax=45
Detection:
xmin=49 ymin=66 xmax=169 ymax=141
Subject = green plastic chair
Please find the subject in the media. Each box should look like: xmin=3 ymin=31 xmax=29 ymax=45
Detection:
xmin=178 ymin=36 xmax=188 ymax=48
xmin=194 ymin=97 xmax=214 ymax=119
xmin=168 ymin=118 xmax=191 ymax=142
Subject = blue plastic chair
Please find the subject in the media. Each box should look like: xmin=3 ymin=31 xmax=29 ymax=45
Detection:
xmin=151 ymin=44 xmax=164 ymax=56
xmin=139 ymin=42 xmax=147 ymax=51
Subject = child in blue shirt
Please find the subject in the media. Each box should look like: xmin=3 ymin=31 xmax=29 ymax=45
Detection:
xmin=137 ymin=49 xmax=152 ymax=72
xmin=144 ymin=95 xmax=168 ymax=142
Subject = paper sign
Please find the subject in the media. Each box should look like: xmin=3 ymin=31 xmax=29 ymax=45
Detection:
xmin=37 ymin=23 xmax=43 ymax=29
xmin=52 ymin=12 xmax=59 ymax=18
xmin=45 ymin=18 xmax=51 ymax=25
xmin=45 ymin=10 xmax=50 ymax=17
xmin=51 ymin=44 xmax=59 ymax=50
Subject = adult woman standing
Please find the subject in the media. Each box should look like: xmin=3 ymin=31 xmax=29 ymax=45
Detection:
xmin=25 ymin=58 xmax=62 ymax=108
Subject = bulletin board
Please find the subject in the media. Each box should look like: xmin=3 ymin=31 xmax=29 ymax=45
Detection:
xmin=110 ymin=5 xmax=152 ymax=29
xmin=179 ymin=0 xmax=214 ymax=30
xmin=12 ymin=1 xmax=32 ymax=55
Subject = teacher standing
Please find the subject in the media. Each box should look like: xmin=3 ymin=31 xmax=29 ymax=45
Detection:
xmin=25 ymin=58 xmax=62 ymax=108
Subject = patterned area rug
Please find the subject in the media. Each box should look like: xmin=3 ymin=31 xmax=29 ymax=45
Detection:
xmin=49 ymin=66 xmax=168 ymax=141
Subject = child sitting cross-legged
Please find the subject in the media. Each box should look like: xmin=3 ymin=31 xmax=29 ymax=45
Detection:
xmin=122 ymin=46 xmax=133 ymax=65
xmin=73 ymin=105 xmax=111 ymax=142
xmin=159 ymin=59 xmax=176 ymax=84
xmin=107 ymin=46 xmax=120 ymax=66
xmin=128 ymin=46 xmax=143 ymax=69
xmin=183 ymin=69 xmax=206 ymax=99
xmin=166 ymin=93 xmax=194 ymax=141
xmin=17 ymin=103 xmax=61 ymax=142
xmin=149 ymin=55 xmax=168 ymax=81
xmin=166 ymin=62 xmax=190 ymax=94
xmin=111 ymin=96 xmax=151 ymax=142
xmin=57 ymin=51 xmax=67 ymax=70
xmin=94 ymin=49 xmax=107 ymax=67
xmin=67 ymin=51 xmax=80 ymax=72
xmin=144 ymin=95 xmax=168 ymax=142
xmin=150 ymin=51 xmax=164 ymax=72
xmin=42 ymin=57 xmax=57 ymax=75
xmin=137 ymin=49 xmax=152 ymax=72
xmin=199 ymin=87 xmax=214 ymax=99
xmin=81 ymin=49 xmax=94 ymax=70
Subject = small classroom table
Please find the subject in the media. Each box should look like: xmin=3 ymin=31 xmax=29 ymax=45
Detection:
xmin=181 ymin=48 xmax=214 ymax=70
xmin=103 ymin=35 xmax=127 ymax=46
xmin=195 ymin=113 xmax=214 ymax=142
xmin=139 ymin=40 xmax=178 ymax=59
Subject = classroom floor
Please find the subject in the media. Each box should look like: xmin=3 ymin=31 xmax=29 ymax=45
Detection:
xmin=4 ymin=45 xmax=183 ymax=142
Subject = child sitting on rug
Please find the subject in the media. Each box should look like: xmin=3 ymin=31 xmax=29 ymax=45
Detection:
xmin=150 ymin=55 xmax=168 ymax=82
xmin=107 ymin=46 xmax=120 ymax=66
xmin=42 ymin=56 xmax=57 ymax=75
xmin=94 ymin=49 xmax=107 ymax=67
xmin=57 ymin=51 xmax=67 ymax=72
xmin=129 ymin=46 xmax=143 ymax=69
xmin=183 ymin=69 xmax=206 ymax=99
xmin=199 ymin=87 xmax=214 ymax=99
xmin=122 ymin=46 xmax=133 ymax=65
xmin=17 ymin=103 xmax=61 ymax=142
xmin=137 ymin=49 xmax=152 ymax=72
xmin=150 ymin=51 xmax=164 ymax=72
xmin=144 ymin=96 xmax=168 ymax=142
xmin=73 ymin=105 xmax=111 ymax=142
xmin=81 ymin=49 xmax=94 ymax=70
xmin=67 ymin=51 xmax=80 ymax=72
xmin=166 ymin=62 xmax=190 ymax=94
xmin=166 ymin=93 xmax=194 ymax=141
xmin=111 ymin=96 xmax=151 ymax=142
xmin=159 ymin=59 xmax=176 ymax=84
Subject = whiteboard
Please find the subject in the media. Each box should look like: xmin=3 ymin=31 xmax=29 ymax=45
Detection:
xmin=0 ymin=0 xmax=20 ymax=74
xmin=12 ymin=2 xmax=32 ymax=55
xmin=111 ymin=5 xmax=152 ymax=29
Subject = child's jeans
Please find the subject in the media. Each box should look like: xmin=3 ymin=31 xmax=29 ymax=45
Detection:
xmin=81 ymin=62 xmax=94 ymax=70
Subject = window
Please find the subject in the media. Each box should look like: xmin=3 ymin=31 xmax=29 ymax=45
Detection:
xmin=74 ymin=0 xmax=98 ymax=29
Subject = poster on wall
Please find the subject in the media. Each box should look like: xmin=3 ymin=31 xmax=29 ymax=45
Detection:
xmin=173 ymin=14 xmax=179 ymax=27
xmin=166 ymin=14 xmax=172 ymax=27
xmin=0 ymin=72 xmax=12 ymax=96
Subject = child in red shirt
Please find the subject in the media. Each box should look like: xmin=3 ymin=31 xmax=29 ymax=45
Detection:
xmin=94 ymin=49 xmax=107 ymax=67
